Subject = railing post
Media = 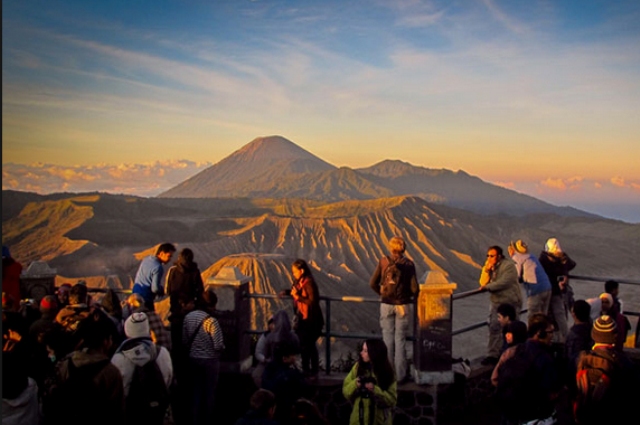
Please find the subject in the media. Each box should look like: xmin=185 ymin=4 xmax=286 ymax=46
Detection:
xmin=412 ymin=270 xmax=457 ymax=385
xmin=206 ymin=266 xmax=254 ymax=373
xmin=324 ymin=298 xmax=331 ymax=375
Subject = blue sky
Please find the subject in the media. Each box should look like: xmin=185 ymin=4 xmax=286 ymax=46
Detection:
xmin=3 ymin=0 xmax=640 ymax=222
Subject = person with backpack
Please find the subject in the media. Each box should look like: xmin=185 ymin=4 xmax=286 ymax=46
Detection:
xmin=342 ymin=338 xmax=397 ymax=425
xmin=493 ymin=313 xmax=561 ymax=425
xmin=280 ymin=259 xmax=324 ymax=380
xmin=479 ymin=245 xmax=522 ymax=366
xmin=111 ymin=312 xmax=172 ymax=425
xmin=369 ymin=236 xmax=418 ymax=383
xmin=43 ymin=310 xmax=124 ymax=425
xmin=573 ymin=315 xmax=639 ymax=425
xmin=166 ymin=247 xmax=204 ymax=380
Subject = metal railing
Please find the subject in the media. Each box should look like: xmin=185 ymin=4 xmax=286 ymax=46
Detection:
xmin=78 ymin=274 xmax=639 ymax=375
xmin=244 ymin=274 xmax=640 ymax=374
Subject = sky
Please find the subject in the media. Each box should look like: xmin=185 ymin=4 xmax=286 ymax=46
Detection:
xmin=2 ymin=0 xmax=640 ymax=222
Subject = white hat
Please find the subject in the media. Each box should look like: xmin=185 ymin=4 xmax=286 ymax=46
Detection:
xmin=124 ymin=312 xmax=150 ymax=339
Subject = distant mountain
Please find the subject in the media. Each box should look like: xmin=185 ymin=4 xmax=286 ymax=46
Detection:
xmin=357 ymin=160 xmax=588 ymax=216
xmin=158 ymin=136 xmax=596 ymax=218
xmin=158 ymin=135 xmax=335 ymax=198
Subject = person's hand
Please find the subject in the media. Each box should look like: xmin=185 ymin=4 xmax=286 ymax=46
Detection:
xmin=364 ymin=382 xmax=375 ymax=392
xmin=278 ymin=289 xmax=291 ymax=299
xmin=356 ymin=377 xmax=362 ymax=388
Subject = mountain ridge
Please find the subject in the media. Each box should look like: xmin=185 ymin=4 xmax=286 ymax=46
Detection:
xmin=158 ymin=135 xmax=598 ymax=218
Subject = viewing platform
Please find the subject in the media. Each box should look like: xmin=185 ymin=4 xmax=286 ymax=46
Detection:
xmin=18 ymin=263 xmax=640 ymax=425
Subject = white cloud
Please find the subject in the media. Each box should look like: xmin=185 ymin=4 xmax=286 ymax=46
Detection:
xmin=2 ymin=160 xmax=211 ymax=197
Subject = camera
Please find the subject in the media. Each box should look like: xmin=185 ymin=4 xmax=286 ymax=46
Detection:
xmin=357 ymin=376 xmax=377 ymax=398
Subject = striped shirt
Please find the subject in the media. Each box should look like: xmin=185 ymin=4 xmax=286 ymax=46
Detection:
xmin=182 ymin=310 xmax=225 ymax=359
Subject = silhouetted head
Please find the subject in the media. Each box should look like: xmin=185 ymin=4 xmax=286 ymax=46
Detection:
xmin=155 ymin=242 xmax=176 ymax=264
xmin=389 ymin=236 xmax=406 ymax=255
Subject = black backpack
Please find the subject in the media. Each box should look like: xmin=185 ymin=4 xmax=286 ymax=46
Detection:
xmin=380 ymin=256 xmax=403 ymax=300
xmin=125 ymin=345 xmax=170 ymax=425
xmin=44 ymin=356 xmax=110 ymax=425
xmin=573 ymin=350 xmax=617 ymax=424
xmin=495 ymin=344 xmax=548 ymax=421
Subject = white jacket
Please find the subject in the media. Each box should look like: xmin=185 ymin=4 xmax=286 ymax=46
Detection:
xmin=111 ymin=337 xmax=173 ymax=397
xmin=2 ymin=377 xmax=41 ymax=425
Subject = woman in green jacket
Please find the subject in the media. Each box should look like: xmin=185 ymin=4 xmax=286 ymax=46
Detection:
xmin=342 ymin=339 xmax=397 ymax=425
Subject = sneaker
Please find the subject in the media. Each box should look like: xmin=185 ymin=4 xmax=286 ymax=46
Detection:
xmin=481 ymin=356 xmax=499 ymax=366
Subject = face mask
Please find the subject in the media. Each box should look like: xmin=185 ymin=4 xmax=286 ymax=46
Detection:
xmin=48 ymin=353 xmax=56 ymax=363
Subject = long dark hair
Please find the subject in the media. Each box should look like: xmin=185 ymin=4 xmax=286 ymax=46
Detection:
xmin=357 ymin=338 xmax=395 ymax=390
xmin=177 ymin=248 xmax=195 ymax=266
xmin=292 ymin=259 xmax=312 ymax=280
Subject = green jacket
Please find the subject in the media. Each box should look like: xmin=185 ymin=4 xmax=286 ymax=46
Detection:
xmin=342 ymin=364 xmax=397 ymax=425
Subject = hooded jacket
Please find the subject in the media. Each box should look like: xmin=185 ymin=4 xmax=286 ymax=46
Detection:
xmin=111 ymin=337 xmax=173 ymax=397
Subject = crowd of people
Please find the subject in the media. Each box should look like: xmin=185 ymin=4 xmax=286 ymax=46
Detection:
xmin=3 ymin=235 xmax=640 ymax=425
xmin=480 ymin=237 xmax=640 ymax=424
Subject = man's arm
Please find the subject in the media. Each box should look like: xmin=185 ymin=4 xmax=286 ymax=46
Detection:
xmin=484 ymin=261 xmax=518 ymax=292
xmin=150 ymin=264 xmax=165 ymax=296
xmin=369 ymin=259 xmax=383 ymax=295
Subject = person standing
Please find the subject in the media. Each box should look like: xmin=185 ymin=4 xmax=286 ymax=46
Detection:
xmin=111 ymin=312 xmax=173 ymax=425
xmin=2 ymin=246 xmax=23 ymax=307
xmin=132 ymin=243 xmax=176 ymax=311
xmin=280 ymin=259 xmax=324 ymax=379
xmin=165 ymin=247 xmax=204 ymax=374
xmin=479 ymin=245 xmax=522 ymax=366
xmin=342 ymin=339 xmax=397 ymax=425
xmin=182 ymin=287 xmax=225 ymax=425
xmin=369 ymin=236 xmax=418 ymax=383
xmin=539 ymin=237 xmax=576 ymax=343
xmin=508 ymin=239 xmax=552 ymax=316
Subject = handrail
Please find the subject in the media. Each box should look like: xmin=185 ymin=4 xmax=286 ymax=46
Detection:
xmin=78 ymin=273 xmax=638 ymax=374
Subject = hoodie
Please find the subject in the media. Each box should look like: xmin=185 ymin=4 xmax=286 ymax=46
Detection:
xmin=111 ymin=337 xmax=173 ymax=396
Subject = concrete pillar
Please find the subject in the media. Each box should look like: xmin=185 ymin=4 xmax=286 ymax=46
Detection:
xmin=412 ymin=270 xmax=457 ymax=385
xmin=206 ymin=266 xmax=253 ymax=373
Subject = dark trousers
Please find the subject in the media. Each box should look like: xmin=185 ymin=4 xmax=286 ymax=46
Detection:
xmin=296 ymin=320 xmax=320 ymax=375
xmin=187 ymin=357 xmax=220 ymax=425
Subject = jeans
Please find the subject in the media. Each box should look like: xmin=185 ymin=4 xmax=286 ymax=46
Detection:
xmin=548 ymin=294 xmax=568 ymax=343
xmin=527 ymin=290 xmax=552 ymax=316
xmin=380 ymin=303 xmax=412 ymax=380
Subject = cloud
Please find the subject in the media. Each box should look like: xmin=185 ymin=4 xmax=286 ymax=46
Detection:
xmin=610 ymin=176 xmax=626 ymax=187
xmin=2 ymin=160 xmax=211 ymax=197
xmin=539 ymin=176 xmax=584 ymax=191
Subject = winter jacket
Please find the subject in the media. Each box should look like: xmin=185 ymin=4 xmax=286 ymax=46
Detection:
xmin=291 ymin=276 xmax=324 ymax=333
xmin=369 ymin=254 xmax=418 ymax=305
xmin=1 ymin=377 xmax=40 ymax=425
xmin=511 ymin=252 xmax=552 ymax=296
xmin=165 ymin=259 xmax=204 ymax=319
xmin=343 ymin=363 xmax=397 ymax=425
xmin=51 ymin=348 xmax=125 ymax=425
xmin=538 ymin=251 xmax=576 ymax=295
xmin=479 ymin=258 xmax=523 ymax=308
xmin=111 ymin=337 xmax=173 ymax=397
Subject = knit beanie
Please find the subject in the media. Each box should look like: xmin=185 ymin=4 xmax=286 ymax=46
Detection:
xmin=124 ymin=312 xmax=150 ymax=339
xmin=545 ymin=238 xmax=562 ymax=254
xmin=39 ymin=295 xmax=58 ymax=312
xmin=513 ymin=240 xmax=528 ymax=254
xmin=592 ymin=315 xmax=617 ymax=345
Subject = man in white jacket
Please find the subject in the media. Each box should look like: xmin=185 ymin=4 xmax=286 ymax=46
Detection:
xmin=111 ymin=312 xmax=173 ymax=424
